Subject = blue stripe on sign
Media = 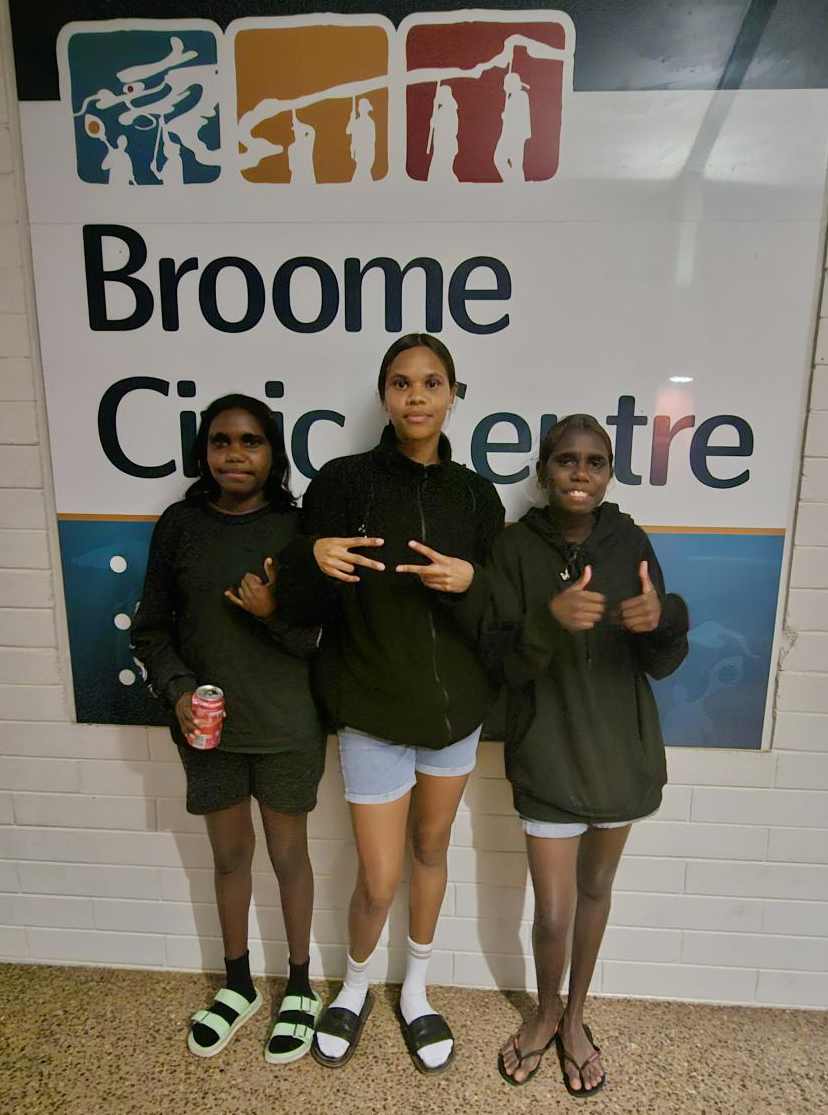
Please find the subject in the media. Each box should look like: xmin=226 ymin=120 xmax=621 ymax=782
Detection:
xmin=10 ymin=0 xmax=828 ymax=100
xmin=58 ymin=519 xmax=784 ymax=745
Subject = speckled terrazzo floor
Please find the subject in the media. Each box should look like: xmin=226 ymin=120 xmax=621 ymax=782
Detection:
xmin=1 ymin=965 xmax=826 ymax=1115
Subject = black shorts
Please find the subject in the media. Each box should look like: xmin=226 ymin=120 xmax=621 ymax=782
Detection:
xmin=177 ymin=743 xmax=326 ymax=816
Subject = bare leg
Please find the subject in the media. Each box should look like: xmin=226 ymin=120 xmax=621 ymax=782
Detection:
xmin=258 ymin=805 xmax=313 ymax=964
xmin=204 ymin=800 xmax=255 ymax=959
xmin=408 ymin=770 xmax=470 ymax=944
xmin=348 ymin=792 xmax=411 ymax=961
xmin=499 ymin=833 xmax=580 ymax=1082
xmin=560 ymin=824 xmax=631 ymax=1092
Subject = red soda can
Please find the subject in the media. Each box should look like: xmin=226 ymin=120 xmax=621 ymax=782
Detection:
xmin=190 ymin=685 xmax=224 ymax=750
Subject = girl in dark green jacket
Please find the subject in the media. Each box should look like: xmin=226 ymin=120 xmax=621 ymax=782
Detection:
xmin=485 ymin=415 xmax=688 ymax=1095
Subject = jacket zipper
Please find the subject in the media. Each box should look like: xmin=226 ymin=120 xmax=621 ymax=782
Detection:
xmin=418 ymin=473 xmax=453 ymax=742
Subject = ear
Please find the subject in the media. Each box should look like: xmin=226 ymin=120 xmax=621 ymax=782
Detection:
xmin=535 ymin=461 xmax=547 ymax=487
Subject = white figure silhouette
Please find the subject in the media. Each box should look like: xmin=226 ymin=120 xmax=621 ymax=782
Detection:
xmin=346 ymin=97 xmax=376 ymax=183
xmin=287 ymin=111 xmax=317 ymax=184
xmin=427 ymin=84 xmax=459 ymax=182
xmin=101 ymin=134 xmax=136 ymax=185
xmin=493 ymin=71 xmax=532 ymax=182
xmin=158 ymin=135 xmax=184 ymax=184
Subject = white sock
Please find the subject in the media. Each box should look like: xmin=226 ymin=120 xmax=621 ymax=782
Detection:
xmin=399 ymin=936 xmax=453 ymax=1069
xmin=316 ymin=951 xmax=372 ymax=1060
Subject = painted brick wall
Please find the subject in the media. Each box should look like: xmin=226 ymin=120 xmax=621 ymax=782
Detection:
xmin=1 ymin=4 xmax=826 ymax=1008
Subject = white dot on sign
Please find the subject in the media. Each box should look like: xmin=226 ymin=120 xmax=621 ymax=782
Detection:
xmin=110 ymin=555 xmax=127 ymax=573
xmin=114 ymin=613 xmax=131 ymax=631
xmin=119 ymin=669 xmax=136 ymax=686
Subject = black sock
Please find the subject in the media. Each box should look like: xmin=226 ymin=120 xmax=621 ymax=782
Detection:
xmin=285 ymin=958 xmax=313 ymax=999
xmin=190 ymin=951 xmax=256 ymax=1049
xmin=225 ymin=950 xmax=256 ymax=1001
xmin=267 ymin=959 xmax=316 ymax=1057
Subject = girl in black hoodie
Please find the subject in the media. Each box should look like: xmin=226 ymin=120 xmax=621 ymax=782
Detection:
xmin=483 ymin=415 xmax=688 ymax=1094
xmin=278 ymin=334 xmax=504 ymax=1073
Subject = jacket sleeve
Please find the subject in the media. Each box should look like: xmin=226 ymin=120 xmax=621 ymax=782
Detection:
xmin=275 ymin=462 xmax=348 ymax=626
xmin=477 ymin=528 xmax=569 ymax=685
xmin=631 ymin=533 xmax=690 ymax=680
xmin=130 ymin=508 xmax=197 ymax=709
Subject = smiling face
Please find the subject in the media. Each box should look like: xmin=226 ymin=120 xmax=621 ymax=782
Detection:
xmin=206 ymin=407 xmax=272 ymax=509
xmin=539 ymin=427 xmax=612 ymax=516
xmin=382 ymin=345 xmax=456 ymax=445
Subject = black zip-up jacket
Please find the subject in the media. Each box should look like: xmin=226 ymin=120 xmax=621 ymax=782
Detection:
xmin=471 ymin=503 xmax=688 ymax=823
xmin=131 ymin=501 xmax=325 ymax=755
xmin=277 ymin=425 xmax=505 ymax=748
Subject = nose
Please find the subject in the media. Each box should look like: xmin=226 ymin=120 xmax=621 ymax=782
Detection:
xmin=571 ymin=458 xmax=589 ymax=481
xmin=407 ymin=381 xmax=427 ymax=404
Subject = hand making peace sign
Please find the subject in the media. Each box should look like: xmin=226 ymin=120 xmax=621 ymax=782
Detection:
xmin=396 ymin=540 xmax=475 ymax=594
xmin=313 ymin=536 xmax=386 ymax=584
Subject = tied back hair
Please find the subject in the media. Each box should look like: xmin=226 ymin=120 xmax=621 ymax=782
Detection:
xmin=537 ymin=413 xmax=614 ymax=477
xmin=184 ymin=393 xmax=295 ymax=510
xmin=377 ymin=332 xmax=456 ymax=399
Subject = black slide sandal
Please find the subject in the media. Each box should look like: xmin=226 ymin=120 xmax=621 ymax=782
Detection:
xmin=395 ymin=1003 xmax=455 ymax=1076
xmin=310 ymin=990 xmax=375 ymax=1068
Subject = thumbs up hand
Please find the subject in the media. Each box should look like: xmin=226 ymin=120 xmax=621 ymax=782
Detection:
xmin=225 ymin=557 xmax=278 ymax=619
xmin=618 ymin=560 xmax=662 ymax=633
xmin=549 ymin=565 xmax=606 ymax=631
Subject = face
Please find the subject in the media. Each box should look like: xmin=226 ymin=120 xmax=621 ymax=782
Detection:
xmin=382 ymin=345 xmax=456 ymax=443
xmin=540 ymin=428 xmax=611 ymax=515
xmin=206 ymin=408 xmax=272 ymax=502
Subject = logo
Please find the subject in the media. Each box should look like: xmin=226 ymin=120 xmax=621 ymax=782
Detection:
xmin=233 ymin=19 xmax=390 ymax=184
xmin=404 ymin=14 xmax=573 ymax=183
xmin=64 ymin=23 xmax=221 ymax=185
xmin=60 ymin=13 xmax=574 ymax=187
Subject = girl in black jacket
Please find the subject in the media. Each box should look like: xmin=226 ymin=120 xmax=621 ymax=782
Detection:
xmin=278 ymin=334 xmax=504 ymax=1073
xmin=484 ymin=415 xmax=688 ymax=1094
xmin=131 ymin=395 xmax=326 ymax=1065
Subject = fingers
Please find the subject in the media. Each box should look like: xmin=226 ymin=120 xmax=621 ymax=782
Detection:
xmin=395 ymin=564 xmax=429 ymax=576
xmin=349 ymin=553 xmax=386 ymax=571
xmin=639 ymin=559 xmax=655 ymax=595
xmin=572 ymin=564 xmax=592 ymax=590
xmin=325 ymin=565 xmax=360 ymax=584
xmin=264 ymin=557 xmax=276 ymax=584
xmin=407 ymin=540 xmax=441 ymax=561
xmin=224 ymin=589 xmax=245 ymax=608
xmin=343 ymin=536 xmax=384 ymax=548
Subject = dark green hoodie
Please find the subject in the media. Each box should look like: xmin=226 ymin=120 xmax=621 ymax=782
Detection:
xmin=476 ymin=503 xmax=689 ymax=824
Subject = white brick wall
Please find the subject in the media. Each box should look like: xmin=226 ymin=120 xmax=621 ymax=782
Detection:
xmin=0 ymin=3 xmax=826 ymax=1009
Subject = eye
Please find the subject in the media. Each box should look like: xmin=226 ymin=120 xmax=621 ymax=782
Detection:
xmin=209 ymin=434 xmax=229 ymax=446
xmin=426 ymin=377 xmax=443 ymax=389
xmin=242 ymin=434 xmax=263 ymax=446
xmin=555 ymin=454 xmax=574 ymax=466
xmin=392 ymin=377 xmax=407 ymax=389
xmin=589 ymin=457 xmax=606 ymax=469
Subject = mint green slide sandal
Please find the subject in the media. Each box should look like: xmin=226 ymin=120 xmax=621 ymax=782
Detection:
xmin=187 ymin=986 xmax=263 ymax=1058
xmin=264 ymin=990 xmax=323 ymax=1065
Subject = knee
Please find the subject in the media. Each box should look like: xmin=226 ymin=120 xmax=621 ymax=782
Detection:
xmin=410 ymin=823 xmax=451 ymax=870
xmin=267 ymin=838 xmax=309 ymax=882
xmin=533 ymin=903 xmax=570 ymax=943
xmin=576 ymin=865 xmax=616 ymax=904
xmin=213 ymin=836 xmax=254 ymax=877
xmin=357 ymin=870 xmax=398 ymax=916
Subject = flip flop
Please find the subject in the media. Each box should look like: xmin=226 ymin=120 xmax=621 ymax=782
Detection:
xmin=187 ymin=986 xmax=263 ymax=1058
xmin=264 ymin=989 xmax=323 ymax=1065
xmin=555 ymin=1023 xmax=606 ymax=1098
xmin=395 ymin=1003 xmax=455 ymax=1076
xmin=497 ymin=1028 xmax=556 ymax=1086
xmin=311 ymin=990 xmax=375 ymax=1068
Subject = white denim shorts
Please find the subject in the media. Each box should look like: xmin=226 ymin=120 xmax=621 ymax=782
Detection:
xmin=521 ymin=811 xmax=658 ymax=839
xmin=338 ymin=724 xmax=482 ymax=805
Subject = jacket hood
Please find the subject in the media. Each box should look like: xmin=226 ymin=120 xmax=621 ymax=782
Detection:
xmin=520 ymin=502 xmax=634 ymax=580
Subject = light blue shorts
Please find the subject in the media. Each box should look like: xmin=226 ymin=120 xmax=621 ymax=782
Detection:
xmin=522 ymin=811 xmax=657 ymax=839
xmin=338 ymin=725 xmax=482 ymax=805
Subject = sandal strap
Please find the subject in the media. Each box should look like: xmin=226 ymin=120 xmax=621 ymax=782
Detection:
xmin=277 ymin=993 xmax=319 ymax=1017
xmin=191 ymin=1008 xmax=232 ymax=1040
xmin=270 ymin=1021 xmax=315 ymax=1043
xmin=405 ymin=1012 xmax=453 ymax=1052
xmin=316 ymin=1005 xmax=364 ymax=1043
xmin=213 ymin=986 xmax=255 ymax=1015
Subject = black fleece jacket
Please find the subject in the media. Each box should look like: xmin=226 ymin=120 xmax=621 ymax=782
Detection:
xmin=277 ymin=425 xmax=505 ymax=748
xmin=131 ymin=501 xmax=325 ymax=755
xmin=469 ymin=503 xmax=688 ymax=823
